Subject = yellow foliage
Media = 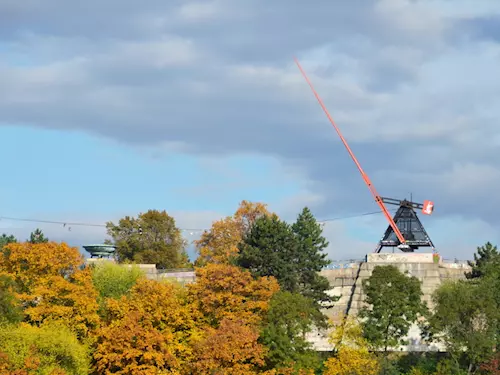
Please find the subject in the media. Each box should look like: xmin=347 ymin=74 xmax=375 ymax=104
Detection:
xmin=94 ymin=279 xmax=202 ymax=374
xmin=323 ymin=317 xmax=379 ymax=375
xmin=0 ymin=241 xmax=83 ymax=292
xmin=0 ymin=242 xmax=99 ymax=339
xmin=323 ymin=347 xmax=379 ymax=375
xmin=187 ymin=263 xmax=280 ymax=327
xmin=195 ymin=200 xmax=273 ymax=265
xmin=0 ymin=323 xmax=90 ymax=375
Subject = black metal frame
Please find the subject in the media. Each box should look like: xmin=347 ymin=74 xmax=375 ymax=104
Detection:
xmin=374 ymin=198 xmax=435 ymax=253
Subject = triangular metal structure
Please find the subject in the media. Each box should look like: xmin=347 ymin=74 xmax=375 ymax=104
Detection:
xmin=375 ymin=199 xmax=435 ymax=253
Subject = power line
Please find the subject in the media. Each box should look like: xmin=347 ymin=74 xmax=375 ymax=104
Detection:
xmin=0 ymin=208 xmax=394 ymax=233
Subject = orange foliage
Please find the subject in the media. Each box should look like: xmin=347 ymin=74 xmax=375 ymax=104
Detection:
xmin=94 ymin=279 xmax=201 ymax=374
xmin=0 ymin=242 xmax=99 ymax=339
xmin=187 ymin=263 xmax=280 ymax=327
xmin=195 ymin=200 xmax=273 ymax=265
xmin=264 ymin=367 xmax=315 ymax=375
xmin=190 ymin=318 xmax=266 ymax=375
xmin=0 ymin=242 xmax=83 ymax=292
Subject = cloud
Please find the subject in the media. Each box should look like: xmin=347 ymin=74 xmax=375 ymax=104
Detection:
xmin=1 ymin=0 xmax=500 ymax=248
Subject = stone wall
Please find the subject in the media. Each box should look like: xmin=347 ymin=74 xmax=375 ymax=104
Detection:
xmin=306 ymin=253 xmax=471 ymax=352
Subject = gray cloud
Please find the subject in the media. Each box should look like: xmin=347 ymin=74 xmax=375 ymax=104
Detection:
xmin=1 ymin=0 xmax=500 ymax=239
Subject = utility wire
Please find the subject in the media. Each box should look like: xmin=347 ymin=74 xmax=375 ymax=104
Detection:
xmin=0 ymin=208 xmax=394 ymax=233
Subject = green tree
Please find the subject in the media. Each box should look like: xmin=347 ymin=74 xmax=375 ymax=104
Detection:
xmin=260 ymin=291 xmax=321 ymax=371
xmin=28 ymin=228 xmax=49 ymax=244
xmin=106 ymin=209 xmax=190 ymax=269
xmin=0 ymin=233 xmax=16 ymax=249
xmin=237 ymin=209 xmax=333 ymax=314
xmin=466 ymin=241 xmax=499 ymax=279
xmin=291 ymin=207 xmax=332 ymax=305
xmin=0 ymin=275 xmax=23 ymax=325
xmin=0 ymin=323 xmax=90 ymax=374
xmin=430 ymin=279 xmax=497 ymax=374
xmin=360 ymin=265 xmax=427 ymax=353
xmin=237 ymin=215 xmax=300 ymax=292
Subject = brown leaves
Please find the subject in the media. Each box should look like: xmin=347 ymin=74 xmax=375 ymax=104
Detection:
xmin=190 ymin=318 xmax=266 ymax=375
xmin=195 ymin=200 xmax=273 ymax=265
xmin=94 ymin=279 xmax=202 ymax=374
xmin=0 ymin=242 xmax=83 ymax=293
xmin=187 ymin=263 xmax=280 ymax=327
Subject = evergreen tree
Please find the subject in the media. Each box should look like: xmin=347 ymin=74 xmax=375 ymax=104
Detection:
xmin=0 ymin=234 xmax=16 ymax=250
xmin=28 ymin=228 xmax=49 ymax=244
xmin=237 ymin=208 xmax=334 ymax=327
xmin=237 ymin=214 xmax=300 ymax=293
xmin=466 ymin=242 xmax=499 ymax=279
xmin=291 ymin=207 xmax=332 ymax=305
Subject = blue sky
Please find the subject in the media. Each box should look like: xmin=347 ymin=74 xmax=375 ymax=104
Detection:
xmin=1 ymin=0 xmax=499 ymax=261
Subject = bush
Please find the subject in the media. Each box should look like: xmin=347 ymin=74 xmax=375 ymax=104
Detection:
xmin=0 ymin=323 xmax=90 ymax=374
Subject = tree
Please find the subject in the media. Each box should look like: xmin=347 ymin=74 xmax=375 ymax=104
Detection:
xmin=0 ymin=323 xmax=90 ymax=375
xmin=429 ymin=279 xmax=497 ymax=374
xmin=187 ymin=263 xmax=279 ymax=328
xmin=93 ymin=278 xmax=201 ymax=374
xmin=237 ymin=211 xmax=333 ymax=325
xmin=106 ymin=209 xmax=190 ymax=269
xmin=360 ymin=265 xmax=427 ymax=352
xmin=190 ymin=318 xmax=266 ymax=375
xmin=0 ymin=242 xmax=100 ymax=339
xmin=466 ymin=242 xmax=499 ymax=279
xmin=260 ymin=291 xmax=322 ymax=372
xmin=90 ymin=261 xmax=145 ymax=313
xmin=0 ymin=233 xmax=16 ymax=249
xmin=0 ymin=275 xmax=23 ymax=325
xmin=28 ymin=228 xmax=48 ymax=244
xmin=195 ymin=200 xmax=273 ymax=266
xmin=324 ymin=316 xmax=379 ymax=375
xmin=291 ymin=207 xmax=332 ymax=305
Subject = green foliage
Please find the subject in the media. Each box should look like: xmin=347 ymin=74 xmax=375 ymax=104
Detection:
xmin=260 ymin=291 xmax=321 ymax=371
xmin=291 ymin=207 xmax=333 ymax=305
xmin=90 ymin=261 xmax=145 ymax=302
xmin=0 ymin=323 xmax=90 ymax=374
xmin=106 ymin=209 xmax=191 ymax=269
xmin=430 ymin=279 xmax=497 ymax=373
xmin=360 ymin=265 xmax=427 ymax=352
xmin=0 ymin=233 xmax=16 ymax=249
xmin=0 ymin=275 xmax=23 ymax=325
xmin=466 ymin=241 xmax=499 ymax=279
xmin=237 ymin=208 xmax=333 ymax=326
xmin=28 ymin=228 xmax=49 ymax=244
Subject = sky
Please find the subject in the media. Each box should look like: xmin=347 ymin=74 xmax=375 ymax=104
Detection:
xmin=1 ymin=0 xmax=499 ymax=262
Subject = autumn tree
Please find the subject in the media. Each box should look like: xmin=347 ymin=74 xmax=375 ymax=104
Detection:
xmin=0 ymin=233 xmax=16 ymax=249
xmin=28 ymin=228 xmax=49 ymax=244
xmin=0 ymin=241 xmax=100 ymax=339
xmin=260 ymin=291 xmax=322 ymax=372
xmin=324 ymin=316 xmax=379 ymax=375
xmin=190 ymin=318 xmax=266 ymax=375
xmin=93 ymin=278 xmax=201 ymax=374
xmin=360 ymin=265 xmax=427 ymax=353
xmin=195 ymin=200 xmax=273 ymax=266
xmin=0 ymin=323 xmax=90 ymax=375
xmin=237 ymin=210 xmax=333 ymax=326
xmin=106 ymin=209 xmax=190 ymax=269
xmin=466 ymin=241 xmax=499 ymax=279
xmin=187 ymin=263 xmax=279 ymax=327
